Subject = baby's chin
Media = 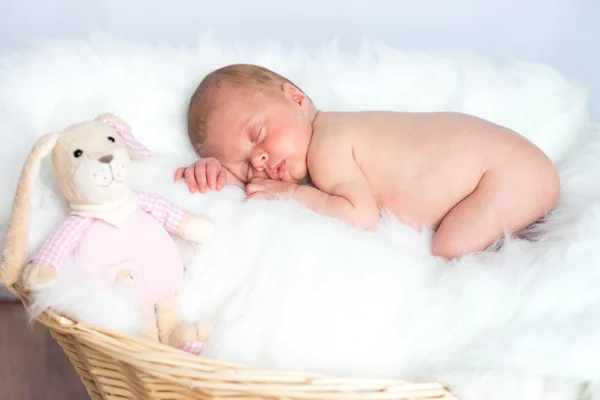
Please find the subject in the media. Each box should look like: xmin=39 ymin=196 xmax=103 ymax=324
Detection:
xmin=285 ymin=164 xmax=310 ymax=185
xmin=296 ymin=176 xmax=312 ymax=186
xmin=290 ymin=172 xmax=312 ymax=186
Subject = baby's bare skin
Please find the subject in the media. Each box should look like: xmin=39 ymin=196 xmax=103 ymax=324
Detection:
xmin=307 ymin=111 xmax=560 ymax=257
xmin=177 ymin=78 xmax=560 ymax=260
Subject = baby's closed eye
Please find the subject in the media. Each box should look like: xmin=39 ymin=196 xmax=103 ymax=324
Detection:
xmin=251 ymin=127 xmax=264 ymax=143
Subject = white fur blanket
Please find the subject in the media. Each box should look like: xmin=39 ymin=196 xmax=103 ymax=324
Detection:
xmin=1 ymin=34 xmax=600 ymax=400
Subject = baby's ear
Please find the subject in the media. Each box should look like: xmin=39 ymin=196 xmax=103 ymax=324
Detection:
xmin=282 ymin=83 xmax=304 ymax=104
xmin=281 ymin=82 xmax=310 ymax=114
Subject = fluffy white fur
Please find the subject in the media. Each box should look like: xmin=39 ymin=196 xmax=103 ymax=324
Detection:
xmin=1 ymin=34 xmax=599 ymax=400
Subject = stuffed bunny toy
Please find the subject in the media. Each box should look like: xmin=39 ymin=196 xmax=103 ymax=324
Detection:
xmin=1 ymin=113 xmax=214 ymax=354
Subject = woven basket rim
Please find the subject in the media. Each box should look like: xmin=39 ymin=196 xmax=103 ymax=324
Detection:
xmin=6 ymin=279 xmax=459 ymax=399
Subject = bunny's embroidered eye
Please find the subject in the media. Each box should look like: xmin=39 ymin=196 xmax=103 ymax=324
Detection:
xmin=108 ymin=136 xmax=115 ymax=143
xmin=73 ymin=149 xmax=83 ymax=158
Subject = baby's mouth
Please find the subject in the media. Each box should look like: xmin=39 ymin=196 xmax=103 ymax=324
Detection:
xmin=270 ymin=160 xmax=287 ymax=180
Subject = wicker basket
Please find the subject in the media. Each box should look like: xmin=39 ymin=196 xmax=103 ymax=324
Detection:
xmin=1 ymin=281 xmax=459 ymax=400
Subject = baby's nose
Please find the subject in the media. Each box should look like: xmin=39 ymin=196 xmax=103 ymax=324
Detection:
xmin=252 ymin=152 xmax=268 ymax=170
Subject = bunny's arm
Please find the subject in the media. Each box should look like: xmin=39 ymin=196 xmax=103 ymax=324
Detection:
xmin=136 ymin=192 xmax=185 ymax=235
xmin=22 ymin=215 xmax=94 ymax=291
xmin=31 ymin=215 xmax=94 ymax=269
xmin=136 ymin=192 xmax=215 ymax=243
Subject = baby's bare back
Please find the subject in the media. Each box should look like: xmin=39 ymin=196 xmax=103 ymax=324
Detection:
xmin=310 ymin=111 xmax=552 ymax=229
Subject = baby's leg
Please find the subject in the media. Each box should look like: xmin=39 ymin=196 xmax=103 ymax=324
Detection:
xmin=431 ymin=170 xmax=559 ymax=260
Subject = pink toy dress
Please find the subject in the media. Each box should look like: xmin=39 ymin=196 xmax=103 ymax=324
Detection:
xmin=31 ymin=191 xmax=186 ymax=310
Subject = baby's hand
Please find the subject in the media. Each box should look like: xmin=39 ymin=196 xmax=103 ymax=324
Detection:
xmin=245 ymin=178 xmax=297 ymax=200
xmin=175 ymin=157 xmax=227 ymax=193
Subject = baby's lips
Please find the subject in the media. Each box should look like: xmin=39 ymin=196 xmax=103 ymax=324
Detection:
xmin=279 ymin=160 xmax=288 ymax=180
xmin=271 ymin=159 xmax=287 ymax=180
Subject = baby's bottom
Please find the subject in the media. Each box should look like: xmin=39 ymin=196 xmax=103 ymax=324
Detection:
xmin=430 ymin=167 xmax=560 ymax=260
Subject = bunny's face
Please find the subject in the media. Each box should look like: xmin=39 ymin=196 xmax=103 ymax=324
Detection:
xmin=52 ymin=121 xmax=134 ymax=205
xmin=0 ymin=113 xmax=152 ymax=286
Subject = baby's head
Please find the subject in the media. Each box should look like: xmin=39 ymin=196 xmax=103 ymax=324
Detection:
xmin=187 ymin=64 xmax=317 ymax=184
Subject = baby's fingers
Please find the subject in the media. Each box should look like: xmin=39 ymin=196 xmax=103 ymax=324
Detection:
xmin=174 ymin=167 xmax=185 ymax=181
xmin=194 ymin=162 xmax=209 ymax=193
xmin=245 ymin=182 xmax=264 ymax=196
xmin=216 ymin=169 xmax=227 ymax=191
xmin=184 ymin=167 xmax=199 ymax=193
xmin=205 ymin=161 xmax=219 ymax=190
xmin=244 ymin=191 xmax=269 ymax=201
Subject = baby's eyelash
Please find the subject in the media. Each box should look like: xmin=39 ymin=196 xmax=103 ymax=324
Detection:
xmin=253 ymin=127 xmax=263 ymax=143
xmin=245 ymin=161 xmax=252 ymax=182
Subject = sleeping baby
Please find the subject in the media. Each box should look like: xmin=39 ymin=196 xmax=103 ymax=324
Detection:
xmin=175 ymin=64 xmax=560 ymax=260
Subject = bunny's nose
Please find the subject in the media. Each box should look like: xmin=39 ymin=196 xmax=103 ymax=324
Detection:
xmin=98 ymin=155 xmax=114 ymax=164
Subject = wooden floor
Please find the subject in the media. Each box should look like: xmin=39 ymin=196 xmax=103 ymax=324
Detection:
xmin=0 ymin=301 xmax=89 ymax=400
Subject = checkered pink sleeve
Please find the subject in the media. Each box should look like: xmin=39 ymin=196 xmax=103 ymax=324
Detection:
xmin=30 ymin=215 xmax=93 ymax=269
xmin=136 ymin=192 xmax=185 ymax=235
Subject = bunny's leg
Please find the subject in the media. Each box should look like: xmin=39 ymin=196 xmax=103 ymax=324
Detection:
xmin=139 ymin=308 xmax=159 ymax=341
xmin=155 ymin=294 xmax=212 ymax=354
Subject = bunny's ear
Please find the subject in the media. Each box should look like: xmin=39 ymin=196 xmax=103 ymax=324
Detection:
xmin=96 ymin=113 xmax=152 ymax=161
xmin=1 ymin=132 xmax=60 ymax=290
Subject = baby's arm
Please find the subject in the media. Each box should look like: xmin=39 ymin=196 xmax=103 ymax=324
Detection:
xmin=296 ymin=145 xmax=380 ymax=230
xmin=292 ymin=182 xmax=380 ymax=230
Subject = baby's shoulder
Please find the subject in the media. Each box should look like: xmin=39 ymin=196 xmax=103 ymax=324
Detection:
xmin=310 ymin=114 xmax=354 ymax=149
xmin=307 ymin=133 xmax=355 ymax=182
xmin=309 ymin=126 xmax=352 ymax=160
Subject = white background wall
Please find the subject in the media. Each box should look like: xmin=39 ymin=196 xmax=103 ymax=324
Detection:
xmin=0 ymin=0 xmax=599 ymax=116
